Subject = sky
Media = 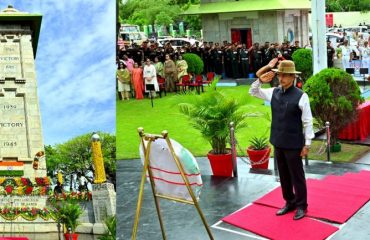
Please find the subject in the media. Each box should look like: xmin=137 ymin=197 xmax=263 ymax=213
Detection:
xmin=1 ymin=1 xmax=116 ymax=145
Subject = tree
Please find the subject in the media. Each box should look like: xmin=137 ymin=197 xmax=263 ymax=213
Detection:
xmin=45 ymin=132 xmax=116 ymax=189
xmin=303 ymin=68 xmax=364 ymax=146
xmin=326 ymin=0 xmax=370 ymax=12
xmin=120 ymin=0 xmax=181 ymax=26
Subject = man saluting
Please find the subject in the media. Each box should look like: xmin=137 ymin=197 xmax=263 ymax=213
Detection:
xmin=249 ymin=59 xmax=315 ymax=220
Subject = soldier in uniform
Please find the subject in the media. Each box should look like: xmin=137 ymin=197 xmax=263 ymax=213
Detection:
xmin=239 ymin=44 xmax=249 ymax=78
xmin=281 ymin=42 xmax=292 ymax=60
xmin=290 ymin=41 xmax=301 ymax=54
xmin=261 ymin=42 xmax=270 ymax=66
xmin=231 ymin=45 xmax=239 ymax=78
xmin=213 ymin=43 xmax=224 ymax=76
xmin=202 ymin=42 xmax=210 ymax=74
xmin=251 ymin=43 xmax=263 ymax=74
xmin=224 ymin=45 xmax=232 ymax=78
xmin=327 ymin=40 xmax=335 ymax=68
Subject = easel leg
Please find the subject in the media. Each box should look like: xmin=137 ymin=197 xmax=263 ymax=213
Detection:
xmin=131 ymin=155 xmax=150 ymax=239
xmin=147 ymin=156 xmax=167 ymax=240
xmin=165 ymin=138 xmax=214 ymax=239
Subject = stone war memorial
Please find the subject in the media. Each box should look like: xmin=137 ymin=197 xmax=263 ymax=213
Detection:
xmin=0 ymin=5 xmax=116 ymax=238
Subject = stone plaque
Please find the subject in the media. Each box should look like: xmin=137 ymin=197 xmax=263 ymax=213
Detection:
xmin=0 ymin=43 xmax=22 ymax=79
xmin=0 ymin=91 xmax=28 ymax=158
xmin=0 ymin=195 xmax=48 ymax=208
xmin=92 ymin=183 xmax=116 ymax=223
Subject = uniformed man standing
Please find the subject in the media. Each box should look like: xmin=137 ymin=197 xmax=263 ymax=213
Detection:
xmin=251 ymin=43 xmax=263 ymax=74
xmin=231 ymin=46 xmax=239 ymax=78
xmin=239 ymin=44 xmax=249 ymax=78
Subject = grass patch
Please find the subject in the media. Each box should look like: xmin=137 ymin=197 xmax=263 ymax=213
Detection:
xmin=117 ymin=86 xmax=271 ymax=159
xmin=309 ymin=140 xmax=370 ymax=162
xmin=117 ymin=85 xmax=370 ymax=162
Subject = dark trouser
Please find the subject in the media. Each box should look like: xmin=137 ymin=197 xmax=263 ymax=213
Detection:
xmin=274 ymin=146 xmax=307 ymax=210
xmin=241 ymin=60 xmax=249 ymax=77
xmin=328 ymin=60 xmax=333 ymax=68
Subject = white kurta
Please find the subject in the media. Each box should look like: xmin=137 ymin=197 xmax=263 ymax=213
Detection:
xmin=360 ymin=46 xmax=370 ymax=71
xmin=340 ymin=45 xmax=352 ymax=69
xmin=143 ymin=64 xmax=159 ymax=92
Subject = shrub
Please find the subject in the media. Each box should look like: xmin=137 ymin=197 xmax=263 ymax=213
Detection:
xmin=183 ymin=53 xmax=204 ymax=75
xmin=303 ymin=68 xmax=364 ymax=146
xmin=179 ymin=78 xmax=247 ymax=154
xmin=292 ymin=48 xmax=313 ymax=82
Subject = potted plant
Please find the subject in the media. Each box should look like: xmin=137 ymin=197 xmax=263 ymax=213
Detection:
xmin=179 ymin=79 xmax=247 ymax=177
xmin=56 ymin=200 xmax=83 ymax=240
xmin=247 ymin=136 xmax=271 ymax=169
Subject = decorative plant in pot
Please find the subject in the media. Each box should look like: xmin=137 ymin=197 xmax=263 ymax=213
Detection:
xmin=179 ymin=78 xmax=247 ymax=177
xmin=247 ymin=136 xmax=271 ymax=169
xmin=56 ymin=200 xmax=83 ymax=240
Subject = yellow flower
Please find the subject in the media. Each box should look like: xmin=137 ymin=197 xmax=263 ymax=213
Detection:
xmin=0 ymin=178 xmax=5 ymax=185
xmin=17 ymin=186 xmax=24 ymax=195
xmin=14 ymin=177 xmax=22 ymax=186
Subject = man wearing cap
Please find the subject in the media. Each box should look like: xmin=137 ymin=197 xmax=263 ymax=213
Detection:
xmin=249 ymin=59 xmax=314 ymax=220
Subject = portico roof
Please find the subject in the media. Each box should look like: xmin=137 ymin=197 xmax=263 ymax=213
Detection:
xmin=183 ymin=0 xmax=311 ymax=15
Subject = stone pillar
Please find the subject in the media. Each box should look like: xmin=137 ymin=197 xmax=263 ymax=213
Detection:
xmin=91 ymin=183 xmax=116 ymax=234
xmin=0 ymin=5 xmax=46 ymax=178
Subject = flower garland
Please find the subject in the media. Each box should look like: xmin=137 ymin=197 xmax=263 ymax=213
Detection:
xmin=0 ymin=177 xmax=51 ymax=196
xmin=0 ymin=206 xmax=58 ymax=221
xmin=49 ymin=191 xmax=92 ymax=201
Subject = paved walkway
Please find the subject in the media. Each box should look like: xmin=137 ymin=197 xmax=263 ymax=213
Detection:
xmin=117 ymin=156 xmax=370 ymax=239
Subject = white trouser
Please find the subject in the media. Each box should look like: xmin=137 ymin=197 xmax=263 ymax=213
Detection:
xmin=362 ymin=59 xmax=369 ymax=73
xmin=342 ymin=56 xmax=350 ymax=69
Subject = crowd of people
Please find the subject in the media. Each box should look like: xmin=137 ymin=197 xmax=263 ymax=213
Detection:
xmin=116 ymin=33 xmax=370 ymax=100
xmin=116 ymin=40 xmax=306 ymax=100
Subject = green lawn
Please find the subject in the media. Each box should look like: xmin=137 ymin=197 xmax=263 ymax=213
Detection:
xmin=117 ymin=85 xmax=370 ymax=162
xmin=117 ymin=86 xmax=271 ymax=159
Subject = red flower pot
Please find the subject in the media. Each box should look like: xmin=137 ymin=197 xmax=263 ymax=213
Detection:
xmin=246 ymin=147 xmax=271 ymax=169
xmin=64 ymin=233 xmax=79 ymax=240
xmin=207 ymin=151 xmax=233 ymax=177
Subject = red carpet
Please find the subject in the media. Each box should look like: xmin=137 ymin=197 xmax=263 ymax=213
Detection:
xmin=222 ymin=204 xmax=339 ymax=240
xmin=0 ymin=238 xmax=29 ymax=240
xmin=254 ymin=171 xmax=370 ymax=223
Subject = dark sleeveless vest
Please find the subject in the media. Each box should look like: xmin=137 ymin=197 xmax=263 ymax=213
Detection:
xmin=270 ymin=86 xmax=304 ymax=149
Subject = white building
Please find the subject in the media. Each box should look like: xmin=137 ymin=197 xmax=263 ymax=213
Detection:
xmin=184 ymin=0 xmax=311 ymax=47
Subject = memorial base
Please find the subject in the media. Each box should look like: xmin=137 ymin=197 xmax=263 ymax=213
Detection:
xmin=92 ymin=183 xmax=116 ymax=224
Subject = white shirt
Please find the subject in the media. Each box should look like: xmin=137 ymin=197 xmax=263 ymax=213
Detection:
xmin=249 ymin=80 xmax=315 ymax=146
xmin=340 ymin=45 xmax=352 ymax=57
xmin=360 ymin=46 xmax=370 ymax=59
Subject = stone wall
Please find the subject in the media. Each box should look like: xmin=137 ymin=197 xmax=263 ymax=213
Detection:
xmin=202 ymin=10 xmax=310 ymax=46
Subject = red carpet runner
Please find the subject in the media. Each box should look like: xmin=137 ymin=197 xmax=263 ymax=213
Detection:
xmin=222 ymin=170 xmax=370 ymax=239
xmin=255 ymin=170 xmax=370 ymax=223
xmin=222 ymin=204 xmax=339 ymax=240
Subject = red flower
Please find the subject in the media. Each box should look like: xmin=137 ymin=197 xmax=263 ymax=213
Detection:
xmin=21 ymin=178 xmax=29 ymax=186
xmin=25 ymin=186 xmax=33 ymax=195
xmin=31 ymin=208 xmax=37 ymax=215
xmin=5 ymin=185 xmax=13 ymax=194
xmin=35 ymin=178 xmax=43 ymax=186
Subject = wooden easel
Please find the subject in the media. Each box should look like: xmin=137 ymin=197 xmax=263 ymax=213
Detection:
xmin=131 ymin=128 xmax=214 ymax=240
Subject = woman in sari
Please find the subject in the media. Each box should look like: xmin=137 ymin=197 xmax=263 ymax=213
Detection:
xmin=131 ymin=63 xmax=144 ymax=100
xmin=116 ymin=63 xmax=131 ymax=100
xmin=176 ymin=54 xmax=188 ymax=82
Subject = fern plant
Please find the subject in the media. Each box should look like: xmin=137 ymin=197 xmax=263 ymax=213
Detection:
xmin=179 ymin=78 xmax=247 ymax=155
xmin=57 ymin=200 xmax=83 ymax=233
xmin=249 ymin=136 xmax=269 ymax=150
xmin=99 ymin=215 xmax=116 ymax=240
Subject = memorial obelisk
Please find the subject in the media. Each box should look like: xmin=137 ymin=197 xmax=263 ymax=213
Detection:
xmin=0 ymin=5 xmax=46 ymax=178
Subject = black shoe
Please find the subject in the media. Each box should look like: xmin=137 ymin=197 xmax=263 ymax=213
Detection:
xmin=293 ymin=208 xmax=307 ymax=220
xmin=276 ymin=204 xmax=296 ymax=216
